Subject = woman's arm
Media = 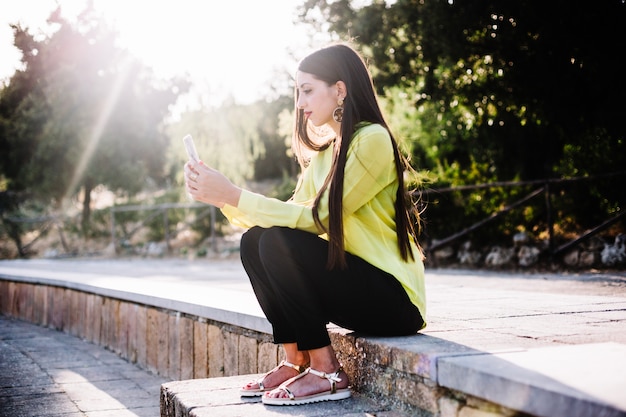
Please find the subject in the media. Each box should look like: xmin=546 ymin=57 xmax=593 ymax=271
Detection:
xmin=184 ymin=161 xmax=242 ymax=208
xmin=187 ymin=124 xmax=395 ymax=233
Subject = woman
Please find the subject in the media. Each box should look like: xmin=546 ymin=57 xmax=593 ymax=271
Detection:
xmin=184 ymin=43 xmax=426 ymax=406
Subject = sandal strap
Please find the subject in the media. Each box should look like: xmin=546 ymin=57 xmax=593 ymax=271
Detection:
xmin=256 ymin=360 xmax=307 ymax=390
xmin=279 ymin=386 xmax=296 ymax=400
xmin=306 ymin=366 xmax=343 ymax=394
xmin=282 ymin=360 xmax=308 ymax=374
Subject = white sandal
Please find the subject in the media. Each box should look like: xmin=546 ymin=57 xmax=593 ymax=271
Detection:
xmin=261 ymin=366 xmax=351 ymax=406
xmin=239 ymin=360 xmax=307 ymax=397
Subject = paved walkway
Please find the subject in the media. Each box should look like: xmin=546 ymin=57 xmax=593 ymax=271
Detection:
xmin=0 ymin=315 xmax=167 ymax=417
xmin=1 ymin=258 xmax=626 ymax=416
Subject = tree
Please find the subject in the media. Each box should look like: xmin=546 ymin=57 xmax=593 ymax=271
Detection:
xmin=166 ymin=95 xmax=294 ymax=190
xmin=300 ymin=0 xmax=626 ymax=179
xmin=299 ymin=0 xmax=626 ymax=233
xmin=0 ymin=6 xmax=189 ymax=233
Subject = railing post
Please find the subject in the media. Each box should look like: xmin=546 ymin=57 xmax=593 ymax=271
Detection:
xmin=110 ymin=208 xmax=117 ymax=255
xmin=164 ymin=207 xmax=171 ymax=254
xmin=210 ymin=205 xmax=216 ymax=251
xmin=545 ymin=182 xmax=554 ymax=255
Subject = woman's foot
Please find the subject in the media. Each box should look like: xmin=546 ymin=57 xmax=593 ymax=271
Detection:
xmin=261 ymin=366 xmax=351 ymax=405
xmin=240 ymin=360 xmax=307 ymax=397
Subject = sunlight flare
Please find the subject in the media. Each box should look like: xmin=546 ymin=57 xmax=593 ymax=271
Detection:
xmin=63 ymin=56 xmax=132 ymax=205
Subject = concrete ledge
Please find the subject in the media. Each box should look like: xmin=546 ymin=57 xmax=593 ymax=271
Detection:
xmin=0 ymin=263 xmax=271 ymax=333
xmin=160 ymin=374 xmax=409 ymax=417
xmin=2 ymin=261 xmax=626 ymax=417
xmin=438 ymin=342 xmax=626 ymax=417
xmin=329 ymin=332 xmax=626 ymax=417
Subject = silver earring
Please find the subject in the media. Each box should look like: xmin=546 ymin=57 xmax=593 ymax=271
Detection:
xmin=333 ymin=98 xmax=344 ymax=123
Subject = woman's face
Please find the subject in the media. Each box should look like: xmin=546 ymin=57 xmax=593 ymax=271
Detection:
xmin=296 ymin=71 xmax=340 ymax=129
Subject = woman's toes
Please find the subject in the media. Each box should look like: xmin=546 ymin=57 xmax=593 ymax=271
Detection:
xmin=264 ymin=389 xmax=281 ymax=399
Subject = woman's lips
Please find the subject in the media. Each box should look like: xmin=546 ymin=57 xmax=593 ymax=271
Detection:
xmin=304 ymin=111 xmax=312 ymax=118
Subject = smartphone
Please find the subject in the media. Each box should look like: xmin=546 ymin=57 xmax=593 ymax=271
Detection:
xmin=183 ymin=134 xmax=200 ymax=162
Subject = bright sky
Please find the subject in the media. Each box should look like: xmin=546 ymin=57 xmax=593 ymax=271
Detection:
xmin=0 ymin=0 xmax=332 ymax=105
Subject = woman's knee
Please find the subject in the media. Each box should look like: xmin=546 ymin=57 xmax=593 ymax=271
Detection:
xmin=241 ymin=226 xmax=293 ymax=261
xmin=240 ymin=226 xmax=265 ymax=261
xmin=257 ymin=227 xmax=296 ymax=260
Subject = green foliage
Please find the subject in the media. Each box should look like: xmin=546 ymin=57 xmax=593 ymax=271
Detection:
xmin=270 ymin=173 xmax=299 ymax=202
xmin=0 ymin=5 xmax=188 ymax=229
xmin=166 ymin=105 xmax=256 ymax=186
xmin=166 ymin=95 xmax=293 ymax=186
xmin=144 ymin=194 xmax=186 ymax=242
xmin=254 ymin=96 xmax=296 ymax=180
xmin=88 ymin=207 xmax=114 ymax=239
xmin=300 ymin=0 xmax=626 ymax=243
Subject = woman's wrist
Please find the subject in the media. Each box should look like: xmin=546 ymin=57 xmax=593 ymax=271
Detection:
xmin=226 ymin=186 xmax=242 ymax=208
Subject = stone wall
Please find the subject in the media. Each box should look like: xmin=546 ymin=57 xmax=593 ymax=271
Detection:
xmin=0 ymin=280 xmax=281 ymax=382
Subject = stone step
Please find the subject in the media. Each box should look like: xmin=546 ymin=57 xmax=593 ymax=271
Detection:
xmin=160 ymin=374 xmax=410 ymax=417
xmin=160 ymin=341 xmax=626 ymax=417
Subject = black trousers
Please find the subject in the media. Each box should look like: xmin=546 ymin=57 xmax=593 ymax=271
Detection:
xmin=240 ymin=226 xmax=424 ymax=351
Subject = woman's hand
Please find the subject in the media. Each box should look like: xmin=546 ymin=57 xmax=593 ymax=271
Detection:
xmin=184 ymin=161 xmax=241 ymax=208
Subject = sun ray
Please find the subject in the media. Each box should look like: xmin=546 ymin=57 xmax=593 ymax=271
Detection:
xmin=62 ymin=56 xmax=132 ymax=205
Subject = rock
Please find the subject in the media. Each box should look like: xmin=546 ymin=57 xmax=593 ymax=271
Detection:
xmin=457 ymin=240 xmax=482 ymax=265
xmin=485 ymin=246 xmax=515 ymax=266
xmin=517 ymin=245 xmax=540 ymax=267
xmin=563 ymin=250 xmax=579 ymax=267
xmin=434 ymin=246 xmax=454 ymax=260
xmin=601 ymin=234 xmax=626 ymax=266
xmin=458 ymin=250 xmax=482 ymax=265
xmin=579 ymin=250 xmax=597 ymax=267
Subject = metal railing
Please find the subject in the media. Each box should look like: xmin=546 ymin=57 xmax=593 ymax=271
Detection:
xmin=421 ymin=172 xmax=626 ymax=260
xmin=109 ymin=202 xmax=217 ymax=254
xmin=2 ymin=172 xmax=624 ymax=261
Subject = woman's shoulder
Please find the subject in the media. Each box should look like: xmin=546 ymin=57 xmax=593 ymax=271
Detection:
xmin=349 ymin=123 xmax=393 ymax=162
xmin=355 ymin=122 xmax=388 ymax=137
xmin=352 ymin=123 xmax=391 ymax=148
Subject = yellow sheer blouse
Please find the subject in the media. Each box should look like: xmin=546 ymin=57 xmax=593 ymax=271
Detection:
xmin=221 ymin=123 xmax=426 ymax=322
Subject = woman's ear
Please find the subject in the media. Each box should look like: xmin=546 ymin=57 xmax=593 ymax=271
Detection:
xmin=335 ymin=81 xmax=347 ymax=99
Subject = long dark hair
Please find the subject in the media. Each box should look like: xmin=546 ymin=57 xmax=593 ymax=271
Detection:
xmin=294 ymin=43 xmax=421 ymax=269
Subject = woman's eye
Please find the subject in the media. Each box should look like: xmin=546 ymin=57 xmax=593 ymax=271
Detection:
xmin=303 ymin=89 xmax=312 ymax=95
